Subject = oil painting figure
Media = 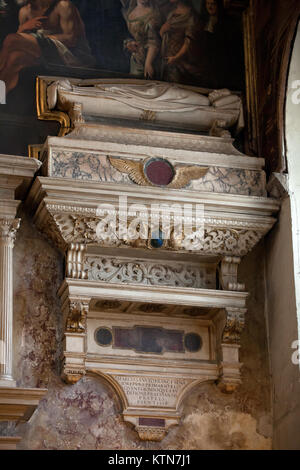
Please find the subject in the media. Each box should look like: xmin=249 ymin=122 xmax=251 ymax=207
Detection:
xmin=0 ymin=0 xmax=94 ymax=93
xmin=0 ymin=0 xmax=244 ymax=94
xmin=121 ymin=0 xmax=161 ymax=79
xmin=160 ymin=0 xmax=203 ymax=85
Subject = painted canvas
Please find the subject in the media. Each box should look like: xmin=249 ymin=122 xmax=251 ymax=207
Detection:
xmin=0 ymin=0 xmax=244 ymax=90
xmin=0 ymin=0 xmax=244 ymax=155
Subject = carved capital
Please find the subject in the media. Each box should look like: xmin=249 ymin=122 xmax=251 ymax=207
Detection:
xmin=223 ymin=308 xmax=246 ymax=344
xmin=0 ymin=219 xmax=20 ymax=246
xmin=66 ymin=300 xmax=89 ymax=333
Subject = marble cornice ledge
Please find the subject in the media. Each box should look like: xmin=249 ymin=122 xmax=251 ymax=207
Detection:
xmin=0 ymin=154 xmax=41 ymax=178
xmin=0 ymin=200 xmax=20 ymax=219
xmin=59 ymin=279 xmax=248 ymax=310
xmin=0 ymin=154 xmax=42 ymax=200
xmin=0 ymin=387 xmax=47 ymax=422
xmin=29 ymin=177 xmax=280 ymax=215
xmin=42 ymin=134 xmax=265 ymax=171
xmin=0 ymin=437 xmax=22 ymax=450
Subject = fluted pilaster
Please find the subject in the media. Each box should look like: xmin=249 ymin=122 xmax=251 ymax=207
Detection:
xmin=0 ymin=218 xmax=20 ymax=387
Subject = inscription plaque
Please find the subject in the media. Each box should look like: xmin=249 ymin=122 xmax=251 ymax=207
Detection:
xmin=113 ymin=375 xmax=191 ymax=408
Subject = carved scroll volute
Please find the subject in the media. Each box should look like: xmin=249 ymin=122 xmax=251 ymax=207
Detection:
xmin=219 ymin=256 xmax=245 ymax=291
xmin=218 ymin=307 xmax=246 ymax=394
xmin=66 ymin=243 xmax=88 ymax=280
xmin=63 ymin=299 xmax=90 ymax=385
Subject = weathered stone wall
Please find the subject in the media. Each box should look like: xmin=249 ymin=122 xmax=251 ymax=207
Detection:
xmin=9 ymin=207 xmax=272 ymax=450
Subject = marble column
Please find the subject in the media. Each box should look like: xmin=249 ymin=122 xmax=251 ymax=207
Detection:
xmin=0 ymin=218 xmax=20 ymax=387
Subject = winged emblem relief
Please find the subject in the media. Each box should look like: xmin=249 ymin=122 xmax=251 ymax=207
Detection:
xmin=109 ymin=156 xmax=209 ymax=189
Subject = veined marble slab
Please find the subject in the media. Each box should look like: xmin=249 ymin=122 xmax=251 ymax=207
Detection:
xmin=42 ymin=148 xmax=266 ymax=197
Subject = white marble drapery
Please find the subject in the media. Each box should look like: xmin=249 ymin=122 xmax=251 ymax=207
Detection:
xmin=46 ymin=79 xmax=244 ymax=134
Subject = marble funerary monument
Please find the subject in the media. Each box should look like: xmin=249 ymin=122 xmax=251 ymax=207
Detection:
xmin=1 ymin=77 xmax=279 ymax=445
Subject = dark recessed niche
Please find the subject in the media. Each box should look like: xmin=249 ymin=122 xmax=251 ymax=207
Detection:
xmin=114 ymin=326 xmax=184 ymax=354
xmin=95 ymin=327 xmax=113 ymax=347
xmin=95 ymin=325 xmax=203 ymax=354
xmin=184 ymin=333 xmax=202 ymax=353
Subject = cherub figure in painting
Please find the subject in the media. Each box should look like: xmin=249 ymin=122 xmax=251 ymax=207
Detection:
xmin=159 ymin=0 xmax=203 ymax=85
xmin=0 ymin=0 xmax=94 ymax=93
xmin=121 ymin=0 xmax=161 ymax=79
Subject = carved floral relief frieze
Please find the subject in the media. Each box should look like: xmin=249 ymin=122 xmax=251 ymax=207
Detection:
xmin=45 ymin=211 xmax=264 ymax=257
xmin=85 ymin=256 xmax=216 ymax=289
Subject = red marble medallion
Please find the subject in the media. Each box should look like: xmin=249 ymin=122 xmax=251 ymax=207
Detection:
xmin=144 ymin=158 xmax=175 ymax=186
